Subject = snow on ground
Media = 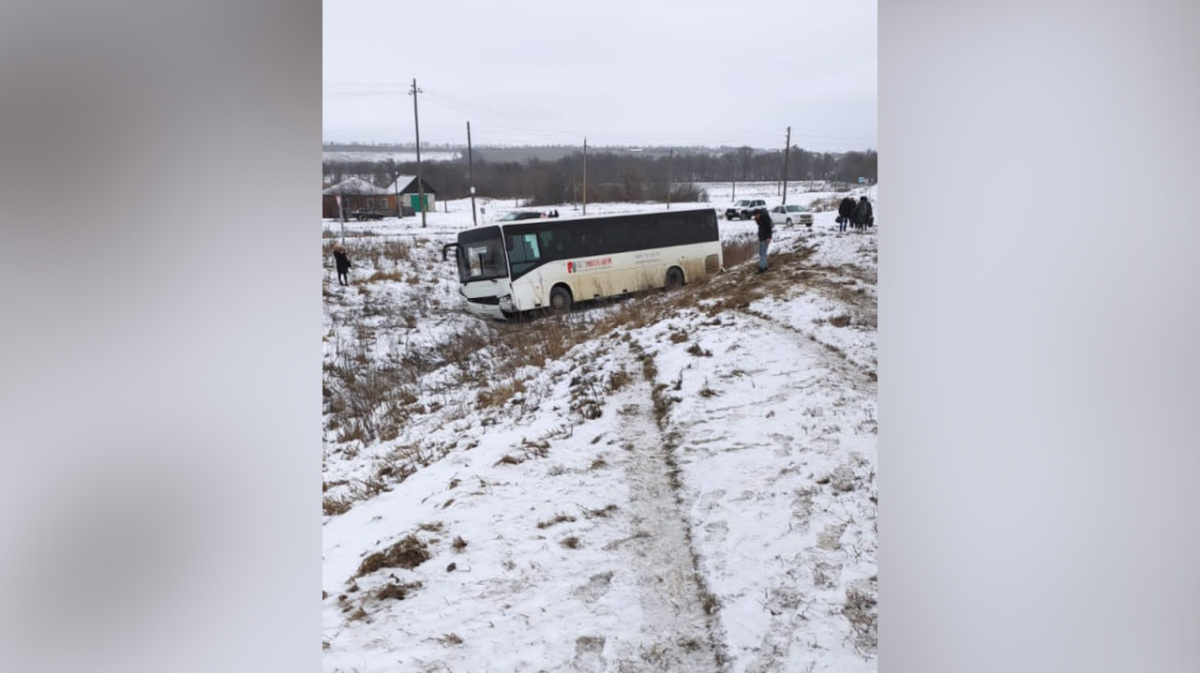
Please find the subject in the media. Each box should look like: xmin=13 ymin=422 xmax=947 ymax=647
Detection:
xmin=322 ymin=183 xmax=878 ymax=672
xmin=323 ymin=150 xmax=462 ymax=163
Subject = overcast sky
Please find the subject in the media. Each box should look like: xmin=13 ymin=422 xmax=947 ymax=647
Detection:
xmin=323 ymin=0 xmax=876 ymax=151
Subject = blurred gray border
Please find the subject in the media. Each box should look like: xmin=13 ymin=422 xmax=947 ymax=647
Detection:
xmin=881 ymin=0 xmax=1199 ymax=671
xmin=2 ymin=1 xmax=1197 ymax=671
xmin=0 ymin=2 xmax=322 ymax=672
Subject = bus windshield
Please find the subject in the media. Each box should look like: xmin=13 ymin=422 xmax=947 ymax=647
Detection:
xmin=456 ymin=226 xmax=508 ymax=283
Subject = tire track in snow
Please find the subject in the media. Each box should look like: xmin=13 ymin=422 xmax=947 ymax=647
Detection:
xmin=607 ymin=360 xmax=725 ymax=672
xmin=735 ymin=307 xmax=877 ymax=399
xmin=647 ymin=308 xmax=877 ymax=672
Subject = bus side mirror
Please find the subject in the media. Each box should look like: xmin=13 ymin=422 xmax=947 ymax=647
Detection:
xmin=441 ymin=243 xmax=457 ymax=261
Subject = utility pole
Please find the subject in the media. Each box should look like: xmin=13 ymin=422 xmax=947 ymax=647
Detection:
xmin=782 ymin=126 xmax=791 ymax=205
xmin=393 ymin=173 xmax=400 ymax=218
xmin=467 ymin=121 xmax=477 ymax=227
xmin=582 ymin=137 xmax=588 ymax=216
xmin=409 ymin=78 xmax=426 ymax=227
xmin=338 ymin=195 xmax=346 ymax=244
xmin=666 ymin=148 xmax=673 ymax=209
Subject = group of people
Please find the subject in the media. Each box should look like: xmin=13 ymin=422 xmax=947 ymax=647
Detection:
xmin=753 ymin=194 xmax=874 ymax=274
xmin=837 ymin=195 xmax=874 ymax=233
xmin=543 ymin=209 xmax=561 ymax=218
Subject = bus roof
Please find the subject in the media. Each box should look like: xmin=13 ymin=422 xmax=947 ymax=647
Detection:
xmin=459 ymin=206 xmax=717 ymax=236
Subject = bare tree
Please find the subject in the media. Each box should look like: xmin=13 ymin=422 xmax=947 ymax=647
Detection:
xmin=737 ymin=145 xmax=754 ymax=181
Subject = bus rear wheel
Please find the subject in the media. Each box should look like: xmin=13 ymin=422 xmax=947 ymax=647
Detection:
xmin=549 ymin=286 xmax=573 ymax=314
xmin=665 ymin=267 xmax=684 ymax=290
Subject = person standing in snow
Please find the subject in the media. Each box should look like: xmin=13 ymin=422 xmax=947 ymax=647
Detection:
xmin=333 ymin=244 xmax=352 ymax=286
xmin=837 ymin=196 xmax=855 ymax=233
xmin=754 ymin=208 xmax=773 ymax=274
xmin=852 ymin=196 xmax=874 ymax=232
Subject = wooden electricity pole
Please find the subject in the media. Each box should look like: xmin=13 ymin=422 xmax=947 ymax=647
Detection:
xmin=666 ymin=148 xmax=674 ymax=209
xmin=409 ymin=78 xmax=426 ymax=227
xmin=582 ymin=137 xmax=588 ymax=216
xmin=467 ymin=121 xmax=477 ymax=227
xmin=782 ymin=127 xmax=791 ymax=205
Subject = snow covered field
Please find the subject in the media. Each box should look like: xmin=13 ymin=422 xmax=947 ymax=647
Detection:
xmin=323 ymin=150 xmax=462 ymax=163
xmin=322 ymin=182 xmax=878 ymax=672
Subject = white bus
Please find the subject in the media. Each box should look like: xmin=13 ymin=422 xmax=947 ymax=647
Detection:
xmin=442 ymin=207 xmax=723 ymax=320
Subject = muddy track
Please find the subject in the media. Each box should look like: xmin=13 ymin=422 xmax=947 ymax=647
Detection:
xmin=715 ymin=251 xmax=878 ymax=392
xmin=601 ymin=346 xmax=725 ymax=673
xmin=735 ymin=307 xmax=877 ymax=395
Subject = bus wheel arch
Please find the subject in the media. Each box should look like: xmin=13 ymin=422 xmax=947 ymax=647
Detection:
xmin=549 ymin=284 xmax=574 ymax=313
xmin=665 ymin=266 xmax=685 ymax=289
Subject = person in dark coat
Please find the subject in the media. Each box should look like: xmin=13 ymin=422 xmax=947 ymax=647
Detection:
xmin=837 ymin=196 xmax=856 ymax=233
xmin=851 ymin=196 xmax=874 ymax=232
xmin=754 ymin=208 xmax=773 ymax=273
xmin=333 ymin=244 xmax=351 ymax=286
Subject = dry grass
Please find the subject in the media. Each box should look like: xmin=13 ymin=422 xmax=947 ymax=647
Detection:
xmin=843 ymin=580 xmax=878 ymax=653
xmin=451 ymin=536 xmax=468 ymax=552
xmin=374 ymin=580 xmax=423 ymax=601
xmin=476 ymin=378 xmax=527 ymax=408
xmin=323 ymin=496 xmax=353 ymax=516
xmin=438 ymin=633 xmax=464 ymax=646
xmin=607 ymin=368 xmax=631 ymax=393
xmin=357 ymin=535 xmax=431 ymax=576
xmin=721 ymin=235 xmax=759 ymax=269
xmin=355 ymin=270 xmax=407 ymax=285
xmin=809 ymin=196 xmax=841 ymax=212
xmin=537 ymin=513 xmax=577 ymax=529
xmin=560 ymin=536 xmax=581 ymax=549
xmin=582 ymin=504 xmax=619 ymax=519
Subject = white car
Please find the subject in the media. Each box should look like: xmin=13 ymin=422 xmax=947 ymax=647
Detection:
xmin=769 ymin=204 xmax=813 ymax=226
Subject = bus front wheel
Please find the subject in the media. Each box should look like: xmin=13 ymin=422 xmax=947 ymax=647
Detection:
xmin=549 ymin=286 xmax=573 ymax=314
xmin=666 ymin=267 xmax=684 ymax=290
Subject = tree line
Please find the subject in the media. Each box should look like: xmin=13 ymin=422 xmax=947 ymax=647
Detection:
xmin=322 ymin=148 xmax=877 ymax=206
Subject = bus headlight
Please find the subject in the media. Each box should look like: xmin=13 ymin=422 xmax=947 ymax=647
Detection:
xmin=499 ymin=294 xmax=513 ymax=309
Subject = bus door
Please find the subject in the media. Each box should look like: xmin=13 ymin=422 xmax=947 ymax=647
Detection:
xmin=506 ymin=231 xmax=545 ymax=309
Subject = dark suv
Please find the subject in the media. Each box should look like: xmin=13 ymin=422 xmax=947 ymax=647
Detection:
xmin=351 ymin=209 xmax=385 ymax=221
xmin=499 ymin=211 xmax=544 ymax=221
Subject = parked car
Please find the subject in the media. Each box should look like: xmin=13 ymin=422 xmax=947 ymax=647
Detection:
xmin=768 ymin=204 xmax=814 ymax=227
xmin=351 ymin=209 xmax=385 ymax=221
xmin=724 ymin=199 xmax=767 ymax=220
xmin=499 ymin=211 xmax=544 ymax=221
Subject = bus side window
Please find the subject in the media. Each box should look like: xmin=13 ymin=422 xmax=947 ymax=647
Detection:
xmin=562 ymin=228 xmax=585 ymax=257
xmin=523 ymin=233 xmax=540 ymax=260
xmin=507 ymin=232 xmax=542 ymax=276
xmin=658 ymin=214 xmax=683 ymax=247
xmin=602 ymin=220 xmax=633 ymax=253
xmin=701 ymin=211 xmax=717 ymax=241
xmin=633 ymin=217 xmax=659 ymax=248
xmin=538 ymin=229 xmax=559 ymax=260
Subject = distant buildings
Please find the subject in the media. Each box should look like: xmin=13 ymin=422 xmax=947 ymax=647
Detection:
xmin=322 ymin=176 xmax=438 ymax=218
